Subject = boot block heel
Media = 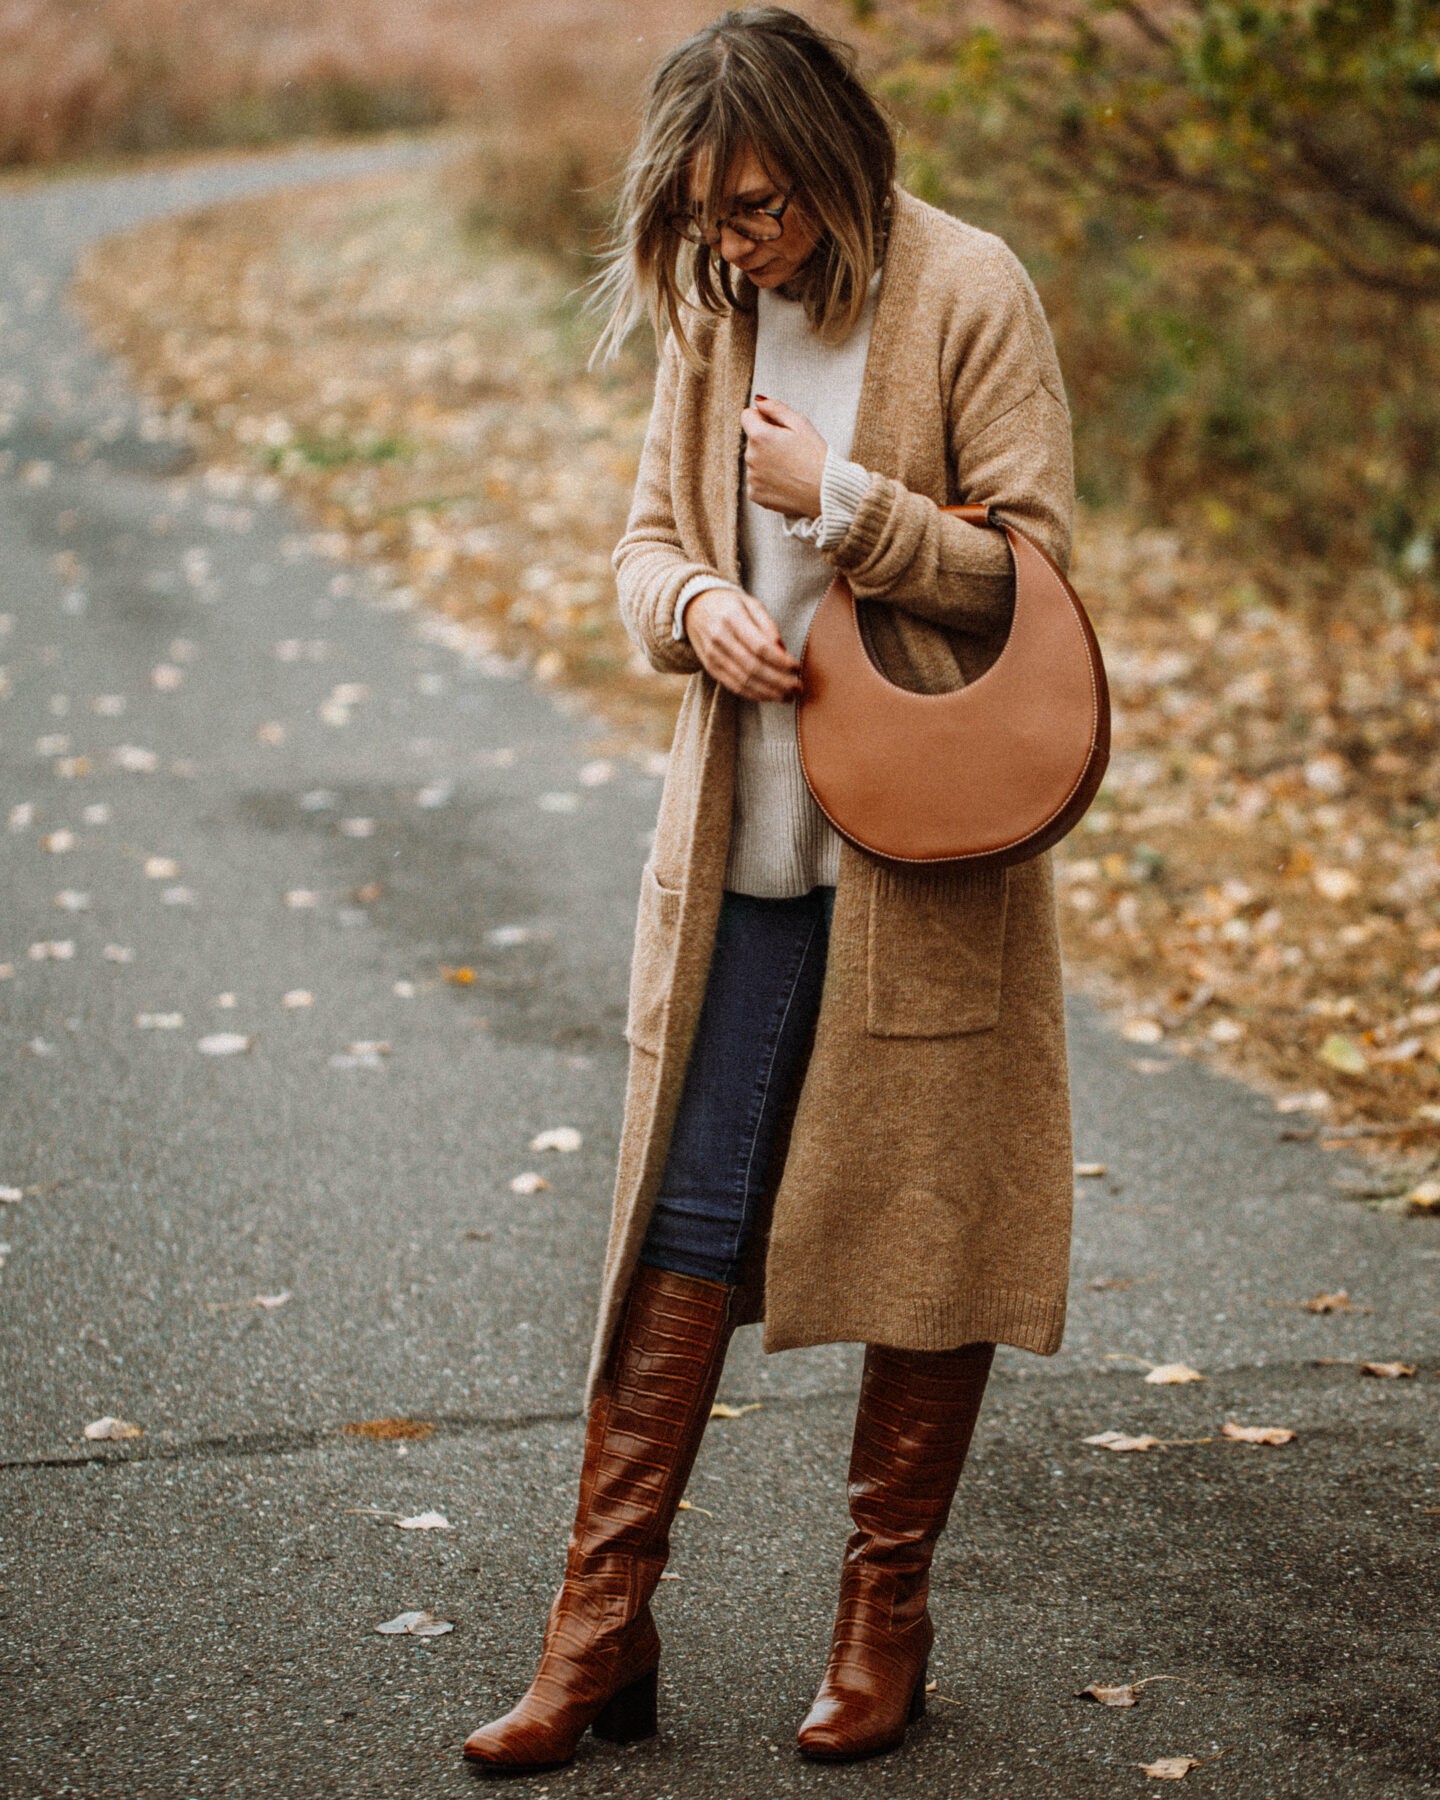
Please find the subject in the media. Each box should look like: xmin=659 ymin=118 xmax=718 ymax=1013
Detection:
xmin=591 ymin=1668 xmax=659 ymax=1744
xmin=908 ymin=1660 xmax=929 ymax=1723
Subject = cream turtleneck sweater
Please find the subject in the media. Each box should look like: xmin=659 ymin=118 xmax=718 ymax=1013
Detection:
xmin=674 ymin=277 xmax=879 ymax=897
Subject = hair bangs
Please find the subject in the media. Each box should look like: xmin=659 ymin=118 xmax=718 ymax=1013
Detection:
xmin=591 ymin=7 xmax=896 ymax=371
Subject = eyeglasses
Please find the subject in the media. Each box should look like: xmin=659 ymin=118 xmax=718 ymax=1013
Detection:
xmin=665 ymin=187 xmax=796 ymax=246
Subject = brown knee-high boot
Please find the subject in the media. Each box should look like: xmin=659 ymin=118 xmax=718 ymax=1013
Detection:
xmin=462 ymin=1266 xmax=734 ymax=1774
xmin=797 ymin=1339 xmax=994 ymax=1762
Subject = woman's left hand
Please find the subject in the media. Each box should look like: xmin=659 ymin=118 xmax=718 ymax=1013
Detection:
xmin=741 ymin=395 xmax=827 ymax=519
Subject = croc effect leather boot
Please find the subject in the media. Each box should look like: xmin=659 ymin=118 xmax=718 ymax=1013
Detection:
xmin=462 ymin=1266 xmax=734 ymax=1774
xmin=797 ymin=1340 xmax=994 ymax=1762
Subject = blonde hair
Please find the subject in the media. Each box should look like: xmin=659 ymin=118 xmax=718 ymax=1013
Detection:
xmin=591 ymin=7 xmax=895 ymax=368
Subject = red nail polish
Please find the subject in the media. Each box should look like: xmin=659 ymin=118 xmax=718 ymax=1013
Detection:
xmin=754 ymin=392 xmax=768 ymax=400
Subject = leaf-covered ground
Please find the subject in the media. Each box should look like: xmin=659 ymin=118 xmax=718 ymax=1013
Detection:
xmin=72 ymin=161 xmax=1440 ymax=1178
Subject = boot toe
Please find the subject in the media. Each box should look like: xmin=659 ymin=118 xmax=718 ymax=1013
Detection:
xmin=797 ymin=1686 xmax=910 ymax=1762
xmin=461 ymin=1715 xmax=565 ymax=1773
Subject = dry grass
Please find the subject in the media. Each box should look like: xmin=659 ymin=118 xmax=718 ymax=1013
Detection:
xmin=0 ymin=0 xmax=722 ymax=165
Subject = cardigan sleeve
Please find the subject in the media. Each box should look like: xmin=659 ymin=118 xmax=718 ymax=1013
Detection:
xmin=823 ymin=248 xmax=1075 ymax=639
xmin=611 ymin=334 xmax=713 ymax=677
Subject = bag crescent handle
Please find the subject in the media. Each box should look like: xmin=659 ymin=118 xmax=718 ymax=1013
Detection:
xmin=795 ymin=504 xmax=1110 ymax=867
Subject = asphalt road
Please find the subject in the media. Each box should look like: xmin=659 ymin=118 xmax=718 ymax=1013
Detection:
xmin=1 ymin=141 xmax=1437 ymax=1800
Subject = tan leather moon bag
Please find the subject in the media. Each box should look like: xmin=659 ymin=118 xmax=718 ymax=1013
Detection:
xmin=796 ymin=504 xmax=1110 ymax=868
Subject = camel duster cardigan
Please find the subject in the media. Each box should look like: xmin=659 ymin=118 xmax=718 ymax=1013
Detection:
xmin=586 ymin=188 xmax=1077 ymax=1407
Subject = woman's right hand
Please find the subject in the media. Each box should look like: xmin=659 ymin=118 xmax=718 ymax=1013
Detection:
xmin=683 ymin=586 xmax=802 ymax=702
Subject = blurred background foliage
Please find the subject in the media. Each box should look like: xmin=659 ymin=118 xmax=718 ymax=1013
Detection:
xmin=857 ymin=0 xmax=1440 ymax=582
xmin=6 ymin=0 xmax=1438 ymax=588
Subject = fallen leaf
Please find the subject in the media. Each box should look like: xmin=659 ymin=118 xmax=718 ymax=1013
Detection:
xmin=538 ymin=791 xmax=580 ymax=813
xmin=578 ymin=759 xmax=616 ymax=786
xmin=343 ymin=1418 xmax=434 ymax=1440
xmin=346 ymin=1041 xmax=391 ymax=1056
xmin=214 ymin=992 xmax=238 ymax=1008
xmin=416 ymin=781 xmax=452 ymax=809
xmin=393 ymin=980 xmax=416 ymax=997
xmin=285 ymin=890 xmax=321 ymax=908
xmin=1304 ymin=1290 xmax=1352 ymax=1313
xmin=40 ymin=829 xmax=75 ymax=852
xmin=1221 ymin=1422 xmax=1297 ymax=1445
xmin=83 ymin=1416 xmax=143 ymax=1441
xmin=509 ymin=1172 xmax=550 ymax=1194
xmin=1141 ymin=1757 xmax=1203 ymax=1780
xmin=103 ymin=944 xmax=135 ymax=963
xmin=152 ymin=663 xmax=183 ymax=691
xmin=1406 ymin=1181 xmax=1440 ymax=1215
xmin=256 ymin=722 xmax=286 ymax=745
xmin=0 ymin=1186 xmax=22 ymax=1204
xmin=676 ymin=1498 xmax=714 ymax=1516
xmin=135 ymin=1012 xmax=183 ymax=1030
xmin=113 ymin=744 xmax=160 ymax=771
xmin=1318 ymin=1033 xmax=1367 ymax=1076
xmin=1128 ymin=1057 xmax=1174 ymax=1074
xmin=52 ymin=889 xmax=90 ymax=911
xmin=1144 ymin=1363 xmax=1205 ymax=1385
xmin=254 ymin=1291 xmax=290 ymax=1310
xmin=394 ymin=1511 xmax=450 ymax=1531
xmin=1077 ymin=1683 xmax=1139 ymax=1707
xmin=462 ymin=1229 xmax=492 ymax=1241
xmin=282 ymin=989 xmax=314 ymax=1008
xmin=197 ymin=1032 xmax=253 ymax=1056
xmin=144 ymin=856 xmax=179 ymax=879
xmin=442 ymin=965 xmax=475 ymax=985
xmin=374 ymin=1610 xmax=453 ymax=1637
xmin=1077 ymin=1675 xmax=1189 ymax=1707
xmin=1361 ymin=1361 xmax=1417 ymax=1379
xmin=1313 ymin=867 xmax=1361 ymax=902
xmin=339 ymin=817 xmax=375 ymax=837
xmin=529 ymin=1126 xmax=582 ymax=1153
xmin=1083 ymin=1430 xmax=1162 ymax=1452
xmin=1122 ymin=1018 xmax=1164 ymax=1044
xmin=486 ymin=925 xmax=534 ymax=947
xmin=709 ymin=1402 xmax=761 ymax=1419
xmin=353 ymin=883 xmax=383 ymax=904
xmin=28 ymin=940 xmax=75 ymax=960
xmin=1074 ymin=1162 xmax=1108 ymax=1177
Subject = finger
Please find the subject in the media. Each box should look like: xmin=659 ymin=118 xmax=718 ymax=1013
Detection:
xmin=726 ymin=617 xmax=799 ymax=677
xmin=714 ymin=631 xmax=800 ymax=698
xmin=752 ymin=394 xmax=814 ymax=436
xmin=735 ymin=598 xmax=800 ymax=667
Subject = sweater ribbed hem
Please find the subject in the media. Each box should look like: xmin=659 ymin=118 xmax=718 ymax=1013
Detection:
xmin=724 ymin=731 xmax=842 ymax=897
xmin=761 ymin=1283 xmax=1067 ymax=1359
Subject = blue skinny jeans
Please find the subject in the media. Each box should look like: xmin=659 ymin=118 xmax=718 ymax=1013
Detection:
xmin=637 ymin=886 xmax=835 ymax=1287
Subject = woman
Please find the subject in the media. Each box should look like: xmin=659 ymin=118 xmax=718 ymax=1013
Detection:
xmin=464 ymin=5 xmax=1075 ymax=1773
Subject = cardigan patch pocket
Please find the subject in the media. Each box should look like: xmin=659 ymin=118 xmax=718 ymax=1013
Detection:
xmin=867 ymin=862 xmax=1009 ymax=1037
xmin=626 ymin=863 xmax=684 ymax=1052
